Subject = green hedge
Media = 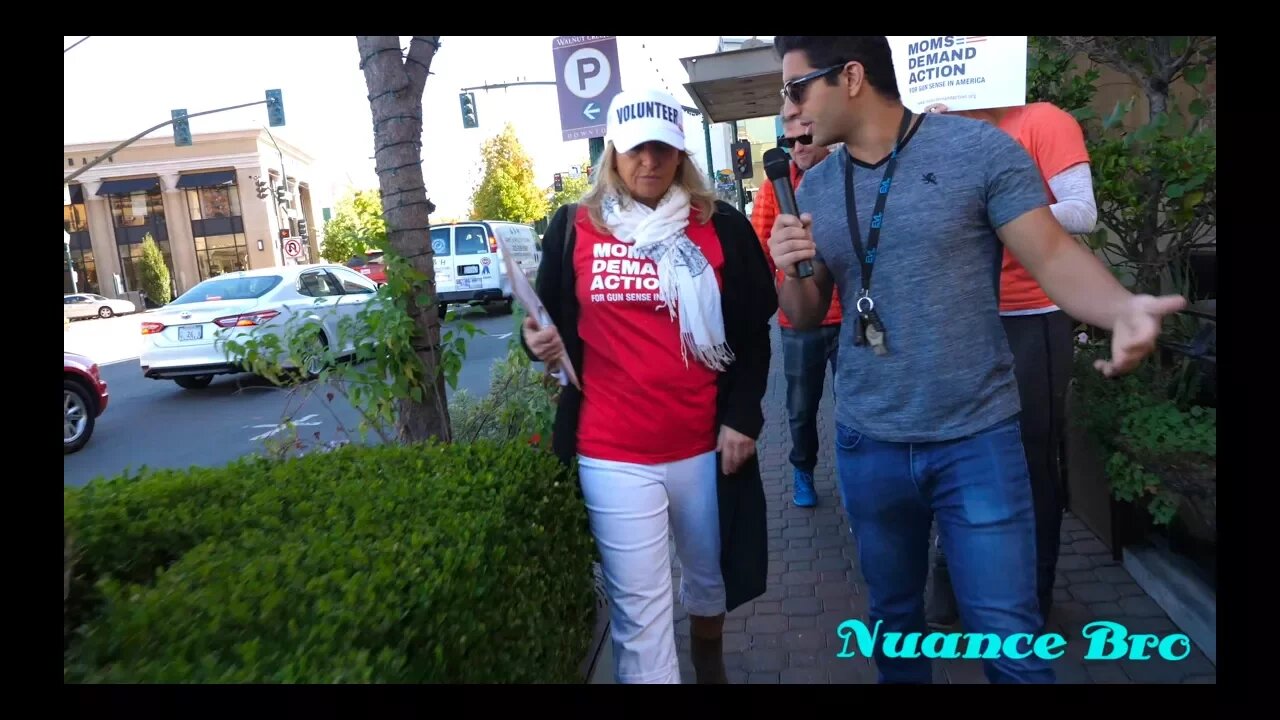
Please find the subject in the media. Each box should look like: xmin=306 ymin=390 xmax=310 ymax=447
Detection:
xmin=64 ymin=440 xmax=597 ymax=683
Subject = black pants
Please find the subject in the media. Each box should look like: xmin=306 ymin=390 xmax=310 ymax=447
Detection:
xmin=1002 ymin=310 xmax=1075 ymax=621
xmin=933 ymin=310 xmax=1074 ymax=623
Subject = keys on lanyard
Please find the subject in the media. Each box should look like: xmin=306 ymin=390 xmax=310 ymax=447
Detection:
xmin=855 ymin=293 xmax=887 ymax=356
xmin=845 ymin=108 xmax=913 ymax=359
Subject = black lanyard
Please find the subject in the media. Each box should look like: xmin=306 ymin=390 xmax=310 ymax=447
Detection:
xmin=843 ymin=108 xmax=914 ymax=301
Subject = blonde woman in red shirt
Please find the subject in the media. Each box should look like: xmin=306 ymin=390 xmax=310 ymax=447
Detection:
xmin=523 ymin=88 xmax=776 ymax=684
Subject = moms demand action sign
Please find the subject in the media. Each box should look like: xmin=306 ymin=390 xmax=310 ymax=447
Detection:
xmin=886 ymin=36 xmax=1027 ymax=113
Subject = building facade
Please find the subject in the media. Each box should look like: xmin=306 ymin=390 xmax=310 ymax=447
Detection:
xmin=63 ymin=130 xmax=327 ymax=300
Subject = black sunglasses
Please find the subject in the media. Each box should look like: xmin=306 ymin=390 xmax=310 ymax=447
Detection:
xmin=780 ymin=63 xmax=847 ymax=105
xmin=777 ymin=134 xmax=813 ymax=149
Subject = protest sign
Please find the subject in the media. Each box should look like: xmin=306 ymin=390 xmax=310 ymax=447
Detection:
xmin=886 ymin=36 xmax=1027 ymax=113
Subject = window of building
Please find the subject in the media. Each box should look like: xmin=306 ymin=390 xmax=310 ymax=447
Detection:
xmin=109 ymin=188 xmax=174 ymax=297
xmin=109 ymin=189 xmax=165 ymax=228
xmin=186 ymin=181 xmax=249 ymax=280
xmin=186 ymin=185 xmax=242 ymax=220
xmin=65 ymin=246 xmax=98 ymax=295
xmin=64 ymin=189 xmax=98 ymax=294
xmin=63 ymin=203 xmax=88 ymax=233
xmin=194 ymin=234 xmax=249 ymax=279
xmin=118 ymin=241 xmax=175 ymax=299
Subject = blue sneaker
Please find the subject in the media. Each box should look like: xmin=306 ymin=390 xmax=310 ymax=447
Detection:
xmin=793 ymin=469 xmax=817 ymax=507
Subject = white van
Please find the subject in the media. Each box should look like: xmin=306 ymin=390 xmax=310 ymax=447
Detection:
xmin=429 ymin=220 xmax=541 ymax=316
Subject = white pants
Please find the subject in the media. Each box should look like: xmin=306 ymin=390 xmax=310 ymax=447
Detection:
xmin=578 ymin=450 xmax=726 ymax=684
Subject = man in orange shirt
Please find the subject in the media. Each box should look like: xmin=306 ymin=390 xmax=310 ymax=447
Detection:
xmin=752 ymin=112 xmax=841 ymax=508
xmin=924 ymin=101 xmax=1098 ymax=628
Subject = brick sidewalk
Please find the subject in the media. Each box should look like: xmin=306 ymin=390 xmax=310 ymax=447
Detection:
xmin=662 ymin=321 xmax=1217 ymax=684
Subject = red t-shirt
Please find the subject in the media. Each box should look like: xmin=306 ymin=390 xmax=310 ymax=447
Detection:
xmin=996 ymin=102 xmax=1092 ymax=313
xmin=573 ymin=206 xmax=723 ymax=464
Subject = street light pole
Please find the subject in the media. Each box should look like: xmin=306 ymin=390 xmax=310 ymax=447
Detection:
xmin=63 ymin=184 xmax=78 ymax=293
xmin=260 ymin=126 xmax=293 ymax=262
xmin=64 ymin=236 xmax=77 ymax=294
xmin=64 ymin=99 xmax=270 ymax=185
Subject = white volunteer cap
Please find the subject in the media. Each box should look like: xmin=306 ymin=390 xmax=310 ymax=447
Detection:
xmin=605 ymin=88 xmax=686 ymax=154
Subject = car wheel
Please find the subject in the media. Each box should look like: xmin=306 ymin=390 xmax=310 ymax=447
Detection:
xmin=296 ymin=331 xmax=330 ymax=382
xmin=64 ymin=380 xmax=96 ymax=454
xmin=98 ymin=306 xmax=114 ymax=319
xmin=174 ymin=375 xmax=214 ymax=390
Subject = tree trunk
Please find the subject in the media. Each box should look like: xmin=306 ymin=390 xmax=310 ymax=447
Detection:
xmin=356 ymin=36 xmax=452 ymax=443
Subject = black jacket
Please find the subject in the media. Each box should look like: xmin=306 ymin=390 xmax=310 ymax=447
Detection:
xmin=526 ymin=200 xmax=777 ymax=613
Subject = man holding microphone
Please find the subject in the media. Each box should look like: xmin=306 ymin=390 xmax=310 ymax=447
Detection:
xmin=767 ymin=35 xmax=1186 ymax=684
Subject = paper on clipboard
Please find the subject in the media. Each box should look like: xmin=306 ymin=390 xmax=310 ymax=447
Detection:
xmin=496 ymin=234 xmax=581 ymax=390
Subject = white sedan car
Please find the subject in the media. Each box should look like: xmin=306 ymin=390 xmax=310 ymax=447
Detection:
xmin=139 ymin=264 xmax=380 ymax=390
xmin=64 ymin=293 xmax=137 ymax=320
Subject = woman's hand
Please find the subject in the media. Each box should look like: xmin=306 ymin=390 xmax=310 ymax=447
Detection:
xmin=522 ymin=315 xmax=565 ymax=366
xmin=718 ymin=425 xmax=757 ymax=475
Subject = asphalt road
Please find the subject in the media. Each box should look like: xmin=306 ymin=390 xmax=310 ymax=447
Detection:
xmin=64 ymin=306 xmax=524 ymax=487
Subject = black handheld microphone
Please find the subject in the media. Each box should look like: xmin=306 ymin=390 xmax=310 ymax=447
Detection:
xmin=763 ymin=147 xmax=813 ymax=279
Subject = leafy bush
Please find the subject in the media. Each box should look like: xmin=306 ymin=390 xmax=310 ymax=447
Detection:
xmin=1072 ymin=343 xmax=1215 ymax=525
xmin=1027 ymin=36 xmax=1101 ymax=113
xmin=450 ymin=342 xmax=559 ymax=447
xmin=64 ymin=440 xmax=597 ymax=683
xmin=138 ymin=233 xmax=171 ymax=305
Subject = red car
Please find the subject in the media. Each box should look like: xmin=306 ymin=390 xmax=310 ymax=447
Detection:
xmin=64 ymin=351 xmax=109 ymax=454
xmin=346 ymin=251 xmax=386 ymax=285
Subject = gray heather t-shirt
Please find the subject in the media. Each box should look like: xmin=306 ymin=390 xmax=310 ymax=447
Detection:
xmin=794 ymin=111 xmax=1048 ymax=443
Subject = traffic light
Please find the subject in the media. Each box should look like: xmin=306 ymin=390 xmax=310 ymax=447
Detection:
xmin=274 ymin=184 xmax=288 ymax=206
xmin=732 ymin=140 xmax=753 ymax=180
xmin=279 ymin=228 xmax=291 ymax=241
xmin=459 ymin=92 xmax=478 ymax=129
xmin=265 ymin=89 xmax=286 ymax=127
xmin=254 ymin=177 xmax=269 ymax=200
xmin=172 ymin=109 xmax=192 ymax=147
xmin=297 ymin=218 xmax=309 ymax=237
xmin=553 ymin=173 xmax=563 ymax=192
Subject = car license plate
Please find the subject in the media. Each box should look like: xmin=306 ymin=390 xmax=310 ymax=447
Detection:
xmin=459 ymin=265 xmax=480 ymax=276
xmin=178 ymin=325 xmax=203 ymax=341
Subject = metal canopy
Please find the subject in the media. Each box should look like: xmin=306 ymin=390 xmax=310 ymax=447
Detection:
xmin=680 ymin=44 xmax=784 ymax=124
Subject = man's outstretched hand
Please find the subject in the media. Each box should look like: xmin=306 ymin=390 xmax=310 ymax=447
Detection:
xmin=1094 ymin=294 xmax=1189 ymax=378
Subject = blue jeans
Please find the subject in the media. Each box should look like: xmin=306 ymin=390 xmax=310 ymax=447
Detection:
xmin=782 ymin=325 xmax=840 ymax=473
xmin=834 ymin=415 xmax=1054 ymax=684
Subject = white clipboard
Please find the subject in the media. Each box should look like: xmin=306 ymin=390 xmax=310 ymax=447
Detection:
xmin=496 ymin=234 xmax=580 ymax=390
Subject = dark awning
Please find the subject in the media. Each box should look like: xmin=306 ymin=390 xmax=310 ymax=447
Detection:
xmin=67 ymin=184 xmax=84 ymax=204
xmin=176 ymin=170 xmax=237 ymax=189
xmin=96 ymin=177 xmax=160 ymax=196
xmin=680 ymin=43 xmax=784 ymax=123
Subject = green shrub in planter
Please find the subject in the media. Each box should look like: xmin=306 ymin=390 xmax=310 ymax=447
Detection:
xmin=451 ymin=344 xmax=559 ymax=447
xmin=1071 ymin=343 xmax=1216 ymax=526
xmin=64 ymin=440 xmax=597 ymax=683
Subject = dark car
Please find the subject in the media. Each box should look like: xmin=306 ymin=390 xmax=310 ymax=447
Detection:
xmin=64 ymin=351 xmax=109 ymax=454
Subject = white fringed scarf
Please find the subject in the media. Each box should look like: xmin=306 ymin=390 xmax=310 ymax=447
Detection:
xmin=601 ymin=186 xmax=735 ymax=371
